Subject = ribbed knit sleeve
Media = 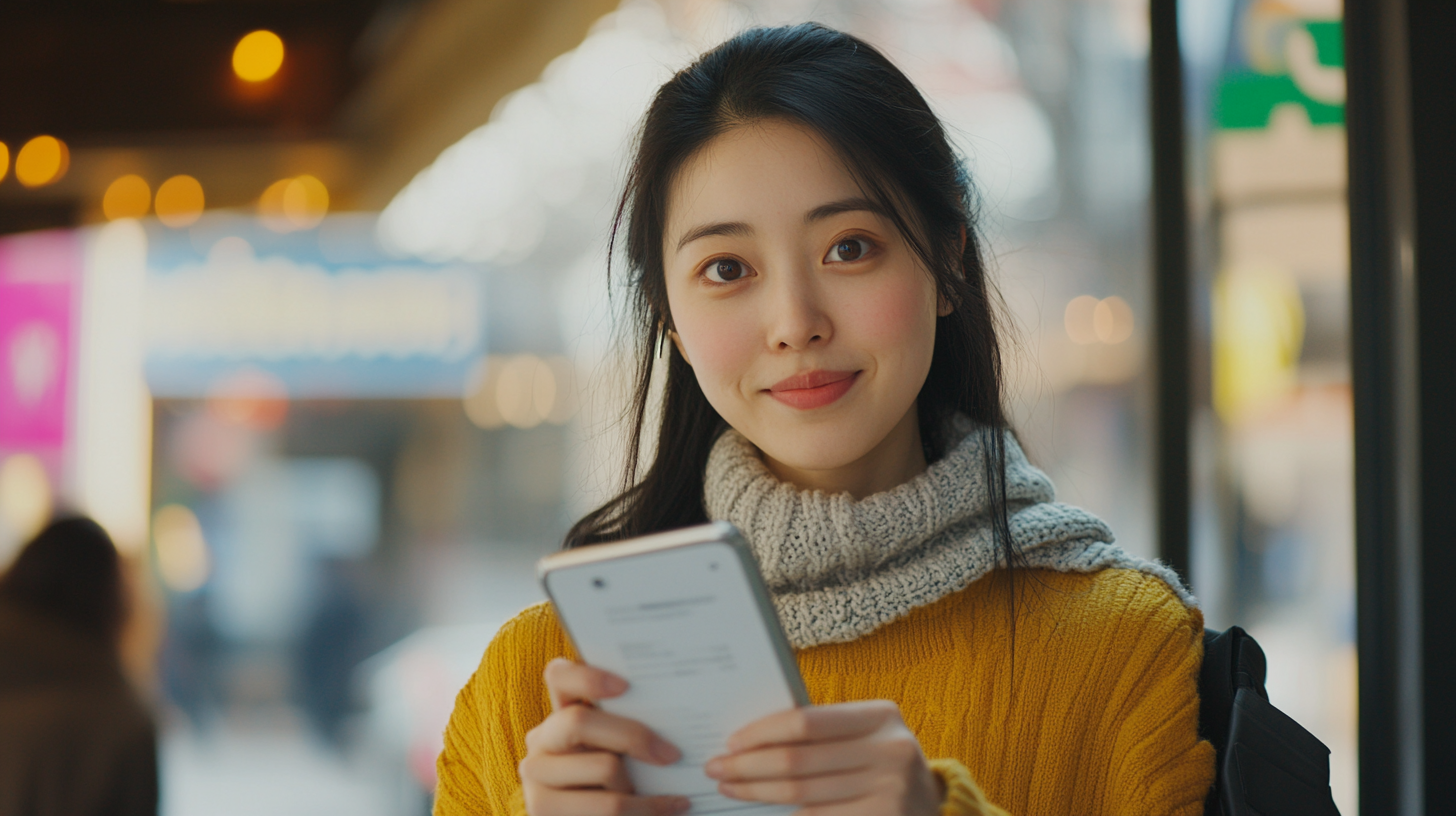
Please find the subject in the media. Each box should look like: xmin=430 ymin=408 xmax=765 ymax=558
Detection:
xmin=972 ymin=568 xmax=1213 ymax=815
xmin=929 ymin=758 xmax=1009 ymax=816
xmin=1092 ymin=576 xmax=1215 ymax=816
xmin=434 ymin=603 xmax=569 ymax=816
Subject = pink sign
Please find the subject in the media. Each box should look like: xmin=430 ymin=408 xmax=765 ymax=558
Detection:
xmin=0 ymin=231 xmax=81 ymax=449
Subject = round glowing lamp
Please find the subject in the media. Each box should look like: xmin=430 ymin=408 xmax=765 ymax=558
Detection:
xmin=233 ymin=30 xmax=285 ymax=82
xmin=152 ymin=504 xmax=211 ymax=593
xmin=259 ymin=175 xmax=328 ymax=232
xmin=15 ymin=136 xmax=69 ymax=188
xmin=102 ymin=175 xmax=152 ymax=220
xmin=0 ymin=454 xmax=52 ymax=541
xmin=155 ymin=175 xmax=205 ymax=228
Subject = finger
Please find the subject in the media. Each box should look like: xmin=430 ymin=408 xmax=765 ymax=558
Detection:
xmin=544 ymin=658 xmax=629 ymax=710
xmin=526 ymin=787 xmax=690 ymax=816
xmin=526 ymin=703 xmax=681 ymax=765
xmin=718 ymin=768 xmax=875 ymax=806
xmin=705 ymin=739 xmax=871 ymax=782
xmin=727 ymin=700 xmax=898 ymax=752
xmin=519 ymin=750 xmax=633 ymax=793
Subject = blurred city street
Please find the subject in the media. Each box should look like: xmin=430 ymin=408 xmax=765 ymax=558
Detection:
xmin=0 ymin=0 xmax=1357 ymax=813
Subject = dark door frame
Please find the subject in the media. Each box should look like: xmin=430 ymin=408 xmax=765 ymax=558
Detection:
xmin=1151 ymin=0 xmax=1454 ymax=811
xmin=1345 ymin=0 xmax=1456 ymax=812
xmin=1149 ymin=0 xmax=1191 ymax=584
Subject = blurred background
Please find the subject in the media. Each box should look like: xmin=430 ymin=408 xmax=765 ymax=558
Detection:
xmin=0 ymin=0 xmax=1352 ymax=813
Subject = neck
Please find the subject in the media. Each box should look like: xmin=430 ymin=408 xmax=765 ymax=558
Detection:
xmin=761 ymin=406 xmax=927 ymax=499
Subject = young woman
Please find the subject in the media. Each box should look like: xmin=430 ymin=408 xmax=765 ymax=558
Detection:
xmin=436 ymin=23 xmax=1213 ymax=816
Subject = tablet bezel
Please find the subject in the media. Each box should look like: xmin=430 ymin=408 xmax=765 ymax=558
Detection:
xmin=538 ymin=521 xmax=809 ymax=707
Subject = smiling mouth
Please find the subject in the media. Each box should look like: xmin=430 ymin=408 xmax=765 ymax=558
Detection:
xmin=766 ymin=370 xmax=860 ymax=410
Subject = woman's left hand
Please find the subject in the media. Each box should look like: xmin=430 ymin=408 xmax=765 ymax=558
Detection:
xmin=704 ymin=700 xmax=944 ymax=816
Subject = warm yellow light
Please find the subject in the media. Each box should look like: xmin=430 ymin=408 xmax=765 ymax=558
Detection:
xmin=0 ymin=454 xmax=52 ymax=542
xmin=543 ymin=356 xmax=578 ymax=424
xmin=103 ymin=175 xmax=152 ymax=220
xmin=154 ymin=175 xmax=205 ymax=228
xmin=463 ymin=357 xmax=506 ymax=429
xmin=1092 ymin=296 xmax=1135 ymax=344
xmin=259 ymin=178 xmax=290 ymax=228
xmin=15 ymin=136 xmax=69 ymax=188
xmin=1064 ymin=295 xmax=1100 ymax=345
xmin=464 ymin=355 xmax=574 ymax=430
xmin=0 ymin=142 xmax=9 ymax=184
xmin=497 ymin=355 xmax=546 ymax=429
xmin=233 ymin=30 xmax=285 ymax=82
xmin=1212 ymin=267 xmax=1305 ymax=425
xmin=259 ymin=175 xmax=329 ymax=232
xmin=152 ymin=504 xmax=211 ymax=593
xmin=532 ymin=359 xmax=557 ymax=421
xmin=283 ymin=174 xmax=328 ymax=229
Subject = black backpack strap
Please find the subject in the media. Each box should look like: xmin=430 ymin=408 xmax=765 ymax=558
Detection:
xmin=1198 ymin=626 xmax=1340 ymax=816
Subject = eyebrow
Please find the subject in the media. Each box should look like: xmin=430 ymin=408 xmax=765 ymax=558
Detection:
xmin=804 ymin=196 xmax=888 ymax=223
xmin=672 ymin=197 xmax=889 ymax=253
xmin=675 ymin=220 xmax=752 ymax=252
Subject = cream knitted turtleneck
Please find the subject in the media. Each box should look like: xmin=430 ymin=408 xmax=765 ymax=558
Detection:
xmin=702 ymin=416 xmax=1195 ymax=649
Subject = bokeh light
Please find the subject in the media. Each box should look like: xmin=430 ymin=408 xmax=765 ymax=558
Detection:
xmin=233 ymin=30 xmax=285 ymax=82
xmin=543 ymin=356 xmax=577 ymax=424
xmin=0 ymin=453 xmax=52 ymax=542
xmin=152 ymin=504 xmax=211 ymax=593
xmin=102 ymin=174 xmax=152 ymax=220
xmin=462 ymin=357 xmax=505 ymax=430
xmin=284 ymin=175 xmax=329 ymax=228
xmin=259 ymin=175 xmax=329 ymax=232
xmin=463 ymin=354 xmax=574 ymax=430
xmin=1064 ymin=295 xmax=1100 ymax=345
xmin=0 ymin=142 xmax=9 ymax=183
xmin=1067 ymin=295 xmax=1135 ymax=345
xmin=206 ymin=367 xmax=289 ymax=431
xmin=495 ymin=355 xmax=547 ymax=429
xmin=1092 ymin=296 xmax=1135 ymax=344
xmin=1213 ymin=268 xmax=1306 ymax=425
xmin=15 ymin=136 xmax=69 ymax=187
xmin=171 ymin=412 xmax=254 ymax=493
xmin=154 ymin=175 xmax=205 ymax=228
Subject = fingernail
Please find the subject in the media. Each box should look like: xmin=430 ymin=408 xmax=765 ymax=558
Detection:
xmin=602 ymin=674 xmax=628 ymax=695
xmin=662 ymin=796 xmax=692 ymax=815
xmin=652 ymin=739 xmax=681 ymax=764
xmin=703 ymin=758 xmax=723 ymax=778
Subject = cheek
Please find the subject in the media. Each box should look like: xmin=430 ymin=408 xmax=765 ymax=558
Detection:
xmin=671 ymin=301 xmax=758 ymax=392
xmin=839 ymin=274 xmax=938 ymax=365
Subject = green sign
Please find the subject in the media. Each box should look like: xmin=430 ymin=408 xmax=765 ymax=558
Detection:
xmin=1216 ymin=20 xmax=1344 ymax=130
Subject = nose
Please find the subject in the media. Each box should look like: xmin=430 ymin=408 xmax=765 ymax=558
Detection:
xmin=764 ymin=266 xmax=832 ymax=351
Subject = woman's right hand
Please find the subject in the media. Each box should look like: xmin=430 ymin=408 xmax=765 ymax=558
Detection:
xmin=520 ymin=658 xmax=691 ymax=816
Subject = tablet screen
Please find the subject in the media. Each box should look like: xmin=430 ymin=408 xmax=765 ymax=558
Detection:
xmin=545 ymin=537 xmax=801 ymax=815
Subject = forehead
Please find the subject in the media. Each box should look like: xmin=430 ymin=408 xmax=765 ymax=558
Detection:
xmin=665 ymin=120 xmax=864 ymax=242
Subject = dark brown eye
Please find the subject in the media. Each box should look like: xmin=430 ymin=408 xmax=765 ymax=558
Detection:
xmin=706 ymin=259 xmax=746 ymax=282
xmin=827 ymin=238 xmax=866 ymax=263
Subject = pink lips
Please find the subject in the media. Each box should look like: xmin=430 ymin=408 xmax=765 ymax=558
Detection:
xmin=766 ymin=370 xmax=859 ymax=410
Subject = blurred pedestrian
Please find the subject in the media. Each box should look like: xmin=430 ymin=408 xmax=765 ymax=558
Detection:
xmin=0 ymin=516 xmax=158 ymax=816
xmin=296 ymin=557 xmax=368 ymax=748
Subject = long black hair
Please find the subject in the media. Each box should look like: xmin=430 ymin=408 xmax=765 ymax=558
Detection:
xmin=566 ymin=23 xmax=1016 ymax=574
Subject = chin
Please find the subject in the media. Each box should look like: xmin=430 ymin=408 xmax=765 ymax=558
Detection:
xmin=742 ymin=418 xmax=882 ymax=473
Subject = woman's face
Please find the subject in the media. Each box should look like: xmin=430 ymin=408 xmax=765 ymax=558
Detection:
xmin=663 ymin=119 xmax=945 ymax=491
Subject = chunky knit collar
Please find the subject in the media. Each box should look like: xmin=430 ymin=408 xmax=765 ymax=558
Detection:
xmin=703 ymin=416 xmax=1195 ymax=649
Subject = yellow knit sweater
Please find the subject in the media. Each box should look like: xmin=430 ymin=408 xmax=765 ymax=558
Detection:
xmin=434 ymin=567 xmax=1215 ymax=816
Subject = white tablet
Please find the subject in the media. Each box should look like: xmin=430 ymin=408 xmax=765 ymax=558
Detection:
xmin=538 ymin=521 xmax=809 ymax=816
